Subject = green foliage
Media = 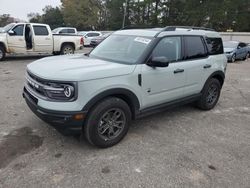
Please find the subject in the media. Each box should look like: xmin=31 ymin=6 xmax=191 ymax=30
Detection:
xmin=0 ymin=14 xmax=11 ymax=27
xmin=27 ymin=0 xmax=250 ymax=31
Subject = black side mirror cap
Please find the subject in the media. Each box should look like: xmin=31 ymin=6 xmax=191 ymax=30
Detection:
xmin=147 ymin=56 xmax=169 ymax=67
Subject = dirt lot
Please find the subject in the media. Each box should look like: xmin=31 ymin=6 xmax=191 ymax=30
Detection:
xmin=0 ymin=51 xmax=250 ymax=188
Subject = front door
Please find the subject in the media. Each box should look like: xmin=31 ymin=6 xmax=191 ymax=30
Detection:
xmin=6 ymin=24 xmax=26 ymax=53
xmin=141 ymin=36 xmax=187 ymax=109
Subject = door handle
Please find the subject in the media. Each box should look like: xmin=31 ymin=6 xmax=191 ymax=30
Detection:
xmin=45 ymin=38 xmax=50 ymax=40
xmin=203 ymin=64 xmax=211 ymax=69
xmin=18 ymin=39 xmax=24 ymax=41
xmin=174 ymin=69 xmax=184 ymax=74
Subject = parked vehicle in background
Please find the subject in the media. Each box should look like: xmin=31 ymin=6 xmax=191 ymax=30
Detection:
xmin=223 ymin=41 xmax=250 ymax=62
xmin=52 ymin=27 xmax=77 ymax=35
xmin=0 ymin=23 xmax=83 ymax=61
xmin=23 ymin=26 xmax=227 ymax=148
xmin=80 ymin=31 xmax=102 ymax=46
xmin=90 ymin=32 xmax=112 ymax=47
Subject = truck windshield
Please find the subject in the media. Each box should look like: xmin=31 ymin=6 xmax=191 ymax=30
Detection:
xmin=89 ymin=35 xmax=152 ymax=64
xmin=1 ymin=23 xmax=15 ymax=33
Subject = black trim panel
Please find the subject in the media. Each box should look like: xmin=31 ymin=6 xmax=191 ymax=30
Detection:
xmin=137 ymin=94 xmax=202 ymax=119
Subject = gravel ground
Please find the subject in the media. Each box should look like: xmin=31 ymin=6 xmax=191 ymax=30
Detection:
xmin=0 ymin=50 xmax=250 ymax=188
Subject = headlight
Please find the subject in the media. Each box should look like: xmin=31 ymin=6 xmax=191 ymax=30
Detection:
xmin=44 ymin=82 xmax=77 ymax=101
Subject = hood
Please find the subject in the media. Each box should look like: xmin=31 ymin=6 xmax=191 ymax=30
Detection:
xmin=27 ymin=54 xmax=136 ymax=81
xmin=224 ymin=47 xmax=235 ymax=53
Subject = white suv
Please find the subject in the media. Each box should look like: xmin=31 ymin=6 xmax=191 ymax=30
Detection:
xmin=23 ymin=26 xmax=227 ymax=148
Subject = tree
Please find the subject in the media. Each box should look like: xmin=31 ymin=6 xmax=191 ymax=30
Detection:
xmin=61 ymin=0 xmax=100 ymax=30
xmin=0 ymin=14 xmax=11 ymax=26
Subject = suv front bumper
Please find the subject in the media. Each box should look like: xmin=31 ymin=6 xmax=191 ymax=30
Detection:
xmin=23 ymin=87 xmax=87 ymax=135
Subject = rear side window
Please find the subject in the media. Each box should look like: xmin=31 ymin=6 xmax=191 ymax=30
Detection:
xmin=184 ymin=36 xmax=207 ymax=60
xmin=67 ymin=29 xmax=75 ymax=34
xmin=33 ymin=26 xmax=49 ymax=36
xmin=206 ymin=37 xmax=223 ymax=55
xmin=60 ymin=29 xmax=68 ymax=34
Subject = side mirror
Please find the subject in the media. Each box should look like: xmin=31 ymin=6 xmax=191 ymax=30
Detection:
xmin=147 ymin=56 xmax=169 ymax=67
xmin=8 ymin=30 xmax=15 ymax=36
xmin=237 ymin=46 xmax=241 ymax=49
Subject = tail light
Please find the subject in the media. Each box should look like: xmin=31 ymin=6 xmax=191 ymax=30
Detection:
xmin=80 ymin=37 xmax=84 ymax=45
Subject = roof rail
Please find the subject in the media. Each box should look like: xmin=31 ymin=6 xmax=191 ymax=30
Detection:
xmin=120 ymin=26 xmax=156 ymax=30
xmin=163 ymin=26 xmax=215 ymax=32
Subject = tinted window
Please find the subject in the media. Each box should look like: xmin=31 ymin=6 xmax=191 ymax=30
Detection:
xmin=239 ymin=43 xmax=247 ymax=47
xmin=33 ymin=26 xmax=49 ymax=36
xmin=60 ymin=29 xmax=68 ymax=34
xmin=12 ymin=25 xmax=24 ymax=36
xmin=67 ymin=29 xmax=75 ymax=33
xmin=206 ymin=37 xmax=223 ymax=55
xmin=185 ymin=36 xmax=207 ymax=60
xmin=152 ymin=37 xmax=182 ymax=62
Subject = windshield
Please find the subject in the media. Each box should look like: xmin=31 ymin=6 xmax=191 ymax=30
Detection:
xmin=52 ymin=28 xmax=60 ymax=33
xmin=1 ymin=23 xmax=15 ymax=33
xmin=223 ymin=41 xmax=238 ymax=48
xmin=89 ymin=35 xmax=152 ymax=64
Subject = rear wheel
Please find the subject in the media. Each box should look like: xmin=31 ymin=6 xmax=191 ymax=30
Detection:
xmin=84 ymin=97 xmax=131 ymax=148
xmin=0 ymin=46 xmax=6 ymax=61
xmin=60 ymin=44 xmax=74 ymax=55
xmin=196 ymin=78 xmax=221 ymax=110
xmin=231 ymin=54 xmax=236 ymax=63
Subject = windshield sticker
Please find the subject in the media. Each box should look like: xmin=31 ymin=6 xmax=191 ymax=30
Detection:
xmin=134 ymin=37 xmax=151 ymax=44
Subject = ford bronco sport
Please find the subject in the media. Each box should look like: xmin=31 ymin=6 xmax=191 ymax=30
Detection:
xmin=23 ymin=26 xmax=227 ymax=148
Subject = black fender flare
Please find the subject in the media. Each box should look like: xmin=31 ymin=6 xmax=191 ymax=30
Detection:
xmin=202 ymin=71 xmax=225 ymax=92
xmin=82 ymin=88 xmax=140 ymax=119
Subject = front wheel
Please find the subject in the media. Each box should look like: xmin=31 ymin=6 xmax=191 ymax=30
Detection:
xmin=196 ymin=78 xmax=221 ymax=110
xmin=60 ymin=44 xmax=74 ymax=55
xmin=0 ymin=46 xmax=6 ymax=61
xmin=84 ymin=97 xmax=131 ymax=148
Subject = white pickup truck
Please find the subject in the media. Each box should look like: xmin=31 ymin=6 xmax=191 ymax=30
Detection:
xmin=0 ymin=23 xmax=84 ymax=61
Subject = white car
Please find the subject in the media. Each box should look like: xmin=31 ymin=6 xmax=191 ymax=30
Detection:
xmin=0 ymin=23 xmax=83 ymax=61
xmin=52 ymin=27 xmax=77 ymax=35
xmin=81 ymin=31 xmax=102 ymax=46
xmin=23 ymin=26 xmax=227 ymax=148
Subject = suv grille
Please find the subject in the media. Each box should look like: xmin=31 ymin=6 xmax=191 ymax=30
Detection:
xmin=26 ymin=71 xmax=47 ymax=98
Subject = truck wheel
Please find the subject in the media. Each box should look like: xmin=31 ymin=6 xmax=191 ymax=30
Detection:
xmin=196 ymin=78 xmax=221 ymax=110
xmin=0 ymin=46 xmax=6 ymax=61
xmin=61 ymin=44 xmax=74 ymax=55
xmin=84 ymin=97 xmax=131 ymax=148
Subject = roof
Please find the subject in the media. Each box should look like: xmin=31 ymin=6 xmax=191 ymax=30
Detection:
xmin=114 ymin=27 xmax=220 ymax=38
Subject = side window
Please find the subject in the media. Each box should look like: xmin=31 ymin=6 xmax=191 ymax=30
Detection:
xmin=206 ymin=37 xmax=223 ymax=55
xmin=60 ymin=29 xmax=68 ymax=34
xmin=92 ymin=33 xmax=100 ymax=37
xmin=33 ymin=26 xmax=49 ymax=36
xmin=184 ymin=36 xmax=207 ymax=60
xmin=152 ymin=37 xmax=182 ymax=62
xmin=239 ymin=43 xmax=246 ymax=48
xmin=12 ymin=25 xmax=24 ymax=36
xmin=67 ymin=29 xmax=75 ymax=34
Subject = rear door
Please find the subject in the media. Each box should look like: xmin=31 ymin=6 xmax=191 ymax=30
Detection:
xmin=183 ymin=36 xmax=217 ymax=96
xmin=6 ymin=24 xmax=26 ymax=53
xmin=32 ymin=25 xmax=53 ymax=53
xmin=141 ymin=36 xmax=187 ymax=108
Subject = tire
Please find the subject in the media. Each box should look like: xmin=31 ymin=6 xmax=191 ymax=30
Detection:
xmin=196 ymin=78 xmax=221 ymax=110
xmin=244 ymin=52 xmax=249 ymax=61
xmin=0 ymin=46 xmax=6 ymax=61
xmin=84 ymin=97 xmax=132 ymax=148
xmin=60 ymin=44 xmax=74 ymax=55
xmin=231 ymin=54 xmax=236 ymax=63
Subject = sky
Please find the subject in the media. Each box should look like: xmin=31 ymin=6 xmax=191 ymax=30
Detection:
xmin=0 ymin=0 xmax=61 ymax=21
